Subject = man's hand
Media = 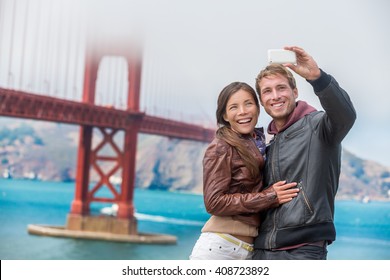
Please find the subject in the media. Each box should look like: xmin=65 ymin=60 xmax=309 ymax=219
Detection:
xmin=283 ymin=46 xmax=321 ymax=81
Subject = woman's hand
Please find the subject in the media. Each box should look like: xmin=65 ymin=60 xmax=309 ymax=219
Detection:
xmin=271 ymin=180 xmax=299 ymax=204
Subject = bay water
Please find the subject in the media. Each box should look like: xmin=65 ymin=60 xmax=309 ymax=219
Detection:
xmin=1 ymin=179 xmax=389 ymax=260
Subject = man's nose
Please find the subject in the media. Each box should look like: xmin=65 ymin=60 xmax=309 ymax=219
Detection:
xmin=271 ymin=89 xmax=280 ymax=99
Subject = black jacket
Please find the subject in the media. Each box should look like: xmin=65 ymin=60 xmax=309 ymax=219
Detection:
xmin=254 ymin=72 xmax=356 ymax=249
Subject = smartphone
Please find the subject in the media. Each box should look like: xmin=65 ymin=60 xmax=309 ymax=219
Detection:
xmin=268 ymin=49 xmax=297 ymax=64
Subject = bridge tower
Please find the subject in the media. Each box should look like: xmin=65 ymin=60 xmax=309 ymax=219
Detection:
xmin=66 ymin=37 xmax=143 ymax=236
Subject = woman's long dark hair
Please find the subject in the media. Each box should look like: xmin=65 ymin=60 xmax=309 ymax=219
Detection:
xmin=215 ymin=82 xmax=260 ymax=179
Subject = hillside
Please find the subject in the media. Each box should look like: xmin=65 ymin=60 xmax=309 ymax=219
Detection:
xmin=1 ymin=118 xmax=389 ymax=201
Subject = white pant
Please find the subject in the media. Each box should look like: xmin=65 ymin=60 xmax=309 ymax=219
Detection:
xmin=189 ymin=232 xmax=253 ymax=260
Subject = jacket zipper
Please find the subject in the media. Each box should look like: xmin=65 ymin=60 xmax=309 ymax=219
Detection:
xmin=298 ymin=181 xmax=314 ymax=214
xmin=270 ymin=134 xmax=279 ymax=184
xmin=268 ymin=134 xmax=279 ymax=249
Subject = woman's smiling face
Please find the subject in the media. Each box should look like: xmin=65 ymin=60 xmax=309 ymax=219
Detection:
xmin=223 ymin=89 xmax=259 ymax=135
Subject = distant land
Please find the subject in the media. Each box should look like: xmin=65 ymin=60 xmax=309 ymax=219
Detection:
xmin=1 ymin=118 xmax=389 ymax=202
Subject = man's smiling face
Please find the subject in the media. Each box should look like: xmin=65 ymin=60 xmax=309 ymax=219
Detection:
xmin=259 ymin=73 xmax=298 ymax=130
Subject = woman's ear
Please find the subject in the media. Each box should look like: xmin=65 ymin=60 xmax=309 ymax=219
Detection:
xmin=223 ymin=113 xmax=228 ymax=123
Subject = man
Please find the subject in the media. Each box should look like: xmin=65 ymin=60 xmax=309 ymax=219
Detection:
xmin=252 ymin=46 xmax=356 ymax=260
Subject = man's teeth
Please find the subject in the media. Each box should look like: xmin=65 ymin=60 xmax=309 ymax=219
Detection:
xmin=272 ymin=103 xmax=283 ymax=107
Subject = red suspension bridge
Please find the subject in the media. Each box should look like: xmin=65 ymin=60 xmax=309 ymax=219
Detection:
xmin=0 ymin=0 xmax=215 ymax=243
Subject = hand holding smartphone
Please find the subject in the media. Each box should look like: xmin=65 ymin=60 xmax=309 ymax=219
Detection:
xmin=268 ymin=49 xmax=297 ymax=65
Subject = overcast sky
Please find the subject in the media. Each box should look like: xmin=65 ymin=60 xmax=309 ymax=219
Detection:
xmin=87 ymin=0 xmax=390 ymax=167
xmin=1 ymin=0 xmax=390 ymax=167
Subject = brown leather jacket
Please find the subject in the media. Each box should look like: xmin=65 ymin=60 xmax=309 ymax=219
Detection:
xmin=203 ymin=135 xmax=279 ymax=227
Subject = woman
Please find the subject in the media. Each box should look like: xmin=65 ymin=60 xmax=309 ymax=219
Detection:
xmin=189 ymin=82 xmax=298 ymax=260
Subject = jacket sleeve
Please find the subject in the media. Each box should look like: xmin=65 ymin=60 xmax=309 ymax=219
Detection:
xmin=203 ymin=140 xmax=279 ymax=216
xmin=309 ymin=70 xmax=357 ymax=144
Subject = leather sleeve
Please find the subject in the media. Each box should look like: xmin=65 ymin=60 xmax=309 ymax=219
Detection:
xmin=314 ymin=74 xmax=357 ymax=144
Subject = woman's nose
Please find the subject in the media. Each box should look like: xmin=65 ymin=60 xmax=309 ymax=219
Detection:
xmin=238 ymin=105 xmax=247 ymax=114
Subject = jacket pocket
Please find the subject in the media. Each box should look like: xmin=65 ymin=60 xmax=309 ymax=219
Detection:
xmin=277 ymin=181 xmax=314 ymax=228
xmin=284 ymin=125 xmax=305 ymax=139
xmin=297 ymin=181 xmax=314 ymax=215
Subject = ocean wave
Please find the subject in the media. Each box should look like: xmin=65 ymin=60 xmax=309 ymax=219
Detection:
xmin=337 ymin=236 xmax=390 ymax=245
xmin=99 ymin=204 xmax=204 ymax=226
xmin=134 ymin=212 xmax=204 ymax=226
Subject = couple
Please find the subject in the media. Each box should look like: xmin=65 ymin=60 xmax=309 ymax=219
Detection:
xmin=189 ymin=46 xmax=356 ymax=260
